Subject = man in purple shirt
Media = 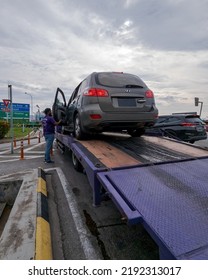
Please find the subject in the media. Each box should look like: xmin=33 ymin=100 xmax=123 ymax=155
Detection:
xmin=42 ymin=108 xmax=61 ymax=163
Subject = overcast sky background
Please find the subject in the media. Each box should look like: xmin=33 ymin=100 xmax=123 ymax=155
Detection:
xmin=0 ymin=0 xmax=207 ymax=118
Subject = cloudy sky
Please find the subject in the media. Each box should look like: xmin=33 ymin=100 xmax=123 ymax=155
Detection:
xmin=0 ymin=0 xmax=208 ymax=118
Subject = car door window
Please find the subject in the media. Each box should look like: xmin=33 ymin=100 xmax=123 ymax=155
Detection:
xmin=68 ymin=80 xmax=88 ymax=106
xmin=56 ymin=96 xmax=64 ymax=106
xmin=55 ymin=89 xmax=66 ymax=107
xmin=53 ymin=88 xmax=67 ymax=122
xmin=68 ymin=85 xmax=80 ymax=105
xmin=167 ymin=117 xmax=180 ymax=123
xmin=157 ymin=117 xmax=167 ymax=123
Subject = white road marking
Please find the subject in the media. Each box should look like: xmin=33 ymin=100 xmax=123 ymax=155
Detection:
xmin=0 ymin=142 xmax=45 ymax=162
xmin=46 ymin=167 xmax=100 ymax=260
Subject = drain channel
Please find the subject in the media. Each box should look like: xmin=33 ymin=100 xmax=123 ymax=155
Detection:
xmin=0 ymin=180 xmax=22 ymax=237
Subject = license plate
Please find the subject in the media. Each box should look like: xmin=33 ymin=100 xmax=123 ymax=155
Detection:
xmin=118 ymin=98 xmax=136 ymax=107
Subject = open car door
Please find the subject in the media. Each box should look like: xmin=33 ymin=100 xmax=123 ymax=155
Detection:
xmin=52 ymin=87 xmax=67 ymax=124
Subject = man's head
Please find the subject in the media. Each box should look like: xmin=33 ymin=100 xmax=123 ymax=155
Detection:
xmin=44 ymin=108 xmax=52 ymax=116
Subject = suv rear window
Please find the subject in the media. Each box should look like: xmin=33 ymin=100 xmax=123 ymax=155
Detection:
xmin=185 ymin=116 xmax=202 ymax=123
xmin=96 ymin=73 xmax=146 ymax=88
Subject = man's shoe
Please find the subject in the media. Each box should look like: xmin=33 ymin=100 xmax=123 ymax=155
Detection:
xmin=45 ymin=160 xmax=54 ymax=163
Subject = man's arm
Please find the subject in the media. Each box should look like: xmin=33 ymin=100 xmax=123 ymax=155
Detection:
xmin=54 ymin=120 xmax=62 ymax=126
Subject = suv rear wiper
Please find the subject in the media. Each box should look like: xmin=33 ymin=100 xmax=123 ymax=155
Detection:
xmin=125 ymin=84 xmax=144 ymax=88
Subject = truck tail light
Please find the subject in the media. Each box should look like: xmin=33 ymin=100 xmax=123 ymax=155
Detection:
xmin=84 ymin=88 xmax=109 ymax=97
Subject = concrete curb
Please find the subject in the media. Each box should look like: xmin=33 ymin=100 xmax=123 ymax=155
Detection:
xmin=0 ymin=170 xmax=37 ymax=260
xmin=35 ymin=167 xmax=53 ymax=260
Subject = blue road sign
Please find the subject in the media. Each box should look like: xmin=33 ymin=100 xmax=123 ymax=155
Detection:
xmin=0 ymin=102 xmax=30 ymax=119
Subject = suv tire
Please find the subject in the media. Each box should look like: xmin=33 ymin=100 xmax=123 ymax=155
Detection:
xmin=74 ymin=114 xmax=86 ymax=140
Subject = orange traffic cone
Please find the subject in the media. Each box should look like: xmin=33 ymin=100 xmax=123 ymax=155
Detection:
xmin=38 ymin=131 xmax=41 ymax=143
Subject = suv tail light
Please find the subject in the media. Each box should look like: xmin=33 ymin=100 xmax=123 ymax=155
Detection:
xmin=145 ymin=90 xmax=154 ymax=98
xmin=181 ymin=123 xmax=196 ymax=127
xmin=83 ymin=88 xmax=109 ymax=97
xmin=90 ymin=114 xmax=102 ymax=119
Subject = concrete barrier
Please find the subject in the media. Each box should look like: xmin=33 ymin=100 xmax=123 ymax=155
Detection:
xmin=35 ymin=167 xmax=53 ymax=260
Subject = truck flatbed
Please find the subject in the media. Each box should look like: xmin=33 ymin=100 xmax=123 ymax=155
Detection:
xmin=55 ymin=132 xmax=208 ymax=260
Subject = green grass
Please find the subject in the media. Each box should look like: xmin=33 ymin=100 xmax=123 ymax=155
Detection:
xmin=5 ymin=126 xmax=34 ymax=139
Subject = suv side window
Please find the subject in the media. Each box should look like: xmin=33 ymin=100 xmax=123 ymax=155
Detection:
xmin=157 ymin=117 xmax=168 ymax=123
xmin=68 ymin=79 xmax=88 ymax=105
xmin=68 ymin=85 xmax=80 ymax=104
xmin=186 ymin=117 xmax=202 ymax=123
xmin=77 ymin=79 xmax=88 ymax=96
xmin=167 ymin=117 xmax=180 ymax=122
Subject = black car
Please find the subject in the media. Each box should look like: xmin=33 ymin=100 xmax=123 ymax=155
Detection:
xmin=145 ymin=113 xmax=207 ymax=143
xmin=202 ymin=119 xmax=208 ymax=132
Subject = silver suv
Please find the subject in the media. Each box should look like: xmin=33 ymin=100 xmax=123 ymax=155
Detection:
xmin=53 ymin=72 xmax=158 ymax=139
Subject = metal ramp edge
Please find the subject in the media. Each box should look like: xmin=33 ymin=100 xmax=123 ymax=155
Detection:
xmin=97 ymin=157 xmax=208 ymax=260
xmin=97 ymin=172 xmax=143 ymax=225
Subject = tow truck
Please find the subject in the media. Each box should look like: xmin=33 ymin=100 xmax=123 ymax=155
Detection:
xmin=55 ymin=130 xmax=208 ymax=260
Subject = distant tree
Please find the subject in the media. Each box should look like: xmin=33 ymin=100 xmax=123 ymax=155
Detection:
xmin=0 ymin=120 xmax=10 ymax=139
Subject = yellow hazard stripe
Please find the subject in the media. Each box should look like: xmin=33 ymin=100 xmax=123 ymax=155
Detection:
xmin=37 ymin=177 xmax=47 ymax=196
xmin=35 ymin=217 xmax=52 ymax=260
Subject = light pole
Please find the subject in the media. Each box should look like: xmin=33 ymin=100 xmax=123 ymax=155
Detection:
xmin=8 ymin=84 xmax=14 ymax=154
xmin=36 ymin=104 xmax=40 ymax=121
xmin=25 ymin=92 xmax=33 ymax=121
xmin=194 ymin=97 xmax=203 ymax=117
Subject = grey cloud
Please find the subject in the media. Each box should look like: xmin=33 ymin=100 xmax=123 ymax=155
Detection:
xmin=157 ymin=95 xmax=177 ymax=102
xmin=2 ymin=0 xmax=208 ymax=52
xmin=122 ymin=0 xmax=208 ymax=51
xmin=199 ymin=61 xmax=208 ymax=69
xmin=60 ymin=0 xmax=208 ymax=51
xmin=0 ymin=0 xmax=208 ymax=116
